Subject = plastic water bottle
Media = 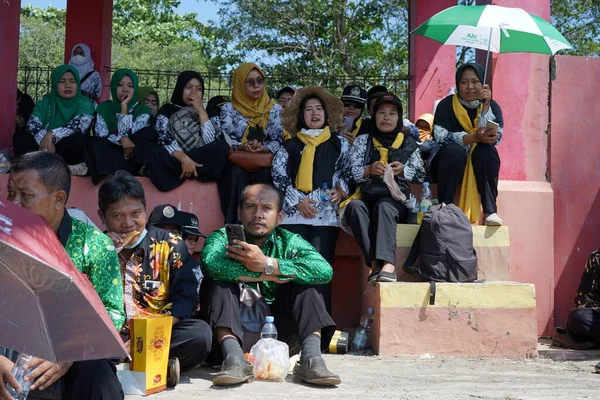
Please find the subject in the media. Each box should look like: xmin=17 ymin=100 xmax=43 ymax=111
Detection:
xmin=7 ymin=353 xmax=33 ymax=399
xmin=351 ymin=308 xmax=374 ymax=352
xmin=260 ymin=316 xmax=278 ymax=339
xmin=319 ymin=183 xmax=338 ymax=224
xmin=419 ymin=182 xmax=432 ymax=213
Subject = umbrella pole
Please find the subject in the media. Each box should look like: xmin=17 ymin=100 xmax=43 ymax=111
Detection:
xmin=483 ymin=28 xmax=493 ymax=85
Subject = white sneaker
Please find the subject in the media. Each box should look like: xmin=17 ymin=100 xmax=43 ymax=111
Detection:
xmin=484 ymin=213 xmax=503 ymax=226
xmin=69 ymin=162 xmax=88 ymax=176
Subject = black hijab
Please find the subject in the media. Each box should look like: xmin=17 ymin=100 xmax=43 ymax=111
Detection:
xmin=371 ymin=93 xmax=404 ymax=148
xmin=157 ymin=71 xmax=205 ymax=119
xmin=17 ymin=89 xmax=35 ymax=121
xmin=455 ymin=62 xmax=485 ymax=90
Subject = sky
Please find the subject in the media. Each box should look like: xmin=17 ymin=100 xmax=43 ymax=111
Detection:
xmin=22 ymin=0 xmax=220 ymax=23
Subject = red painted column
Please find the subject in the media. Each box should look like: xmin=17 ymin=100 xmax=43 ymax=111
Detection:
xmin=490 ymin=0 xmax=551 ymax=182
xmin=408 ymin=0 xmax=457 ymax=121
xmin=0 ymin=0 xmax=22 ymax=151
xmin=64 ymin=0 xmax=113 ymax=101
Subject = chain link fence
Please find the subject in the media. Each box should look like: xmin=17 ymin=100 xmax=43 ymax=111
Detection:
xmin=18 ymin=66 xmax=411 ymax=116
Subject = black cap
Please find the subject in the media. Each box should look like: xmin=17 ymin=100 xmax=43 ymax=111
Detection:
xmin=276 ymin=86 xmax=296 ymax=99
xmin=373 ymin=92 xmax=403 ymax=117
xmin=367 ymin=85 xmax=388 ymax=101
xmin=179 ymin=211 xmax=206 ymax=238
xmin=206 ymin=95 xmax=231 ymax=119
xmin=148 ymin=204 xmax=180 ymax=227
xmin=341 ymin=85 xmax=367 ymax=105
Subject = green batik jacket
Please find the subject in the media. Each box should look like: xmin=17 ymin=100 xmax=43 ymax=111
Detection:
xmin=58 ymin=213 xmax=125 ymax=331
xmin=200 ymin=227 xmax=332 ymax=303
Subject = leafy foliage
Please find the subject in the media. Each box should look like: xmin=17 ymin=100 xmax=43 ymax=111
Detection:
xmin=551 ymin=0 xmax=600 ymax=57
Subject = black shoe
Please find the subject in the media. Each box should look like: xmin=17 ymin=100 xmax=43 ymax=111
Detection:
xmin=293 ymin=356 xmax=341 ymax=386
xmin=167 ymin=357 xmax=180 ymax=388
xmin=213 ymin=356 xmax=254 ymax=386
xmin=595 ymin=361 xmax=600 ymax=374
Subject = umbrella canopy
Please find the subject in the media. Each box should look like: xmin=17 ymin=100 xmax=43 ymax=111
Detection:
xmin=0 ymin=199 xmax=127 ymax=363
xmin=412 ymin=5 xmax=573 ymax=55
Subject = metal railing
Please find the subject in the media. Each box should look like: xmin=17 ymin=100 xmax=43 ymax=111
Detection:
xmin=18 ymin=66 xmax=411 ymax=116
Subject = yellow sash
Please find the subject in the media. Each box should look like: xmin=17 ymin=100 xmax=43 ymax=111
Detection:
xmin=351 ymin=118 xmax=363 ymax=137
xmin=295 ymin=127 xmax=332 ymax=193
xmin=453 ymin=94 xmax=483 ymax=223
xmin=283 ymin=129 xmax=292 ymax=141
xmin=339 ymin=133 xmax=404 ymax=211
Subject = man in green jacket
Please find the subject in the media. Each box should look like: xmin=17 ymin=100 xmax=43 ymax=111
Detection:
xmin=201 ymin=183 xmax=341 ymax=387
xmin=4 ymin=151 xmax=125 ymax=400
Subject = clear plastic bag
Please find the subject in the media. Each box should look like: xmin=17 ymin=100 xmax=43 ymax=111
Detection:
xmin=248 ymin=338 xmax=290 ymax=381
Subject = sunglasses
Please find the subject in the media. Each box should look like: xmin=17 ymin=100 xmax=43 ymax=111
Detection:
xmin=343 ymin=102 xmax=362 ymax=109
xmin=245 ymin=77 xmax=265 ymax=87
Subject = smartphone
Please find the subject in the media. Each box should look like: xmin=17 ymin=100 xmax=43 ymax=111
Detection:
xmin=225 ymin=224 xmax=246 ymax=249
xmin=485 ymin=120 xmax=499 ymax=136
xmin=342 ymin=116 xmax=354 ymax=133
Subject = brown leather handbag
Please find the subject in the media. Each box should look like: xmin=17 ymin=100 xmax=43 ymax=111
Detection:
xmin=227 ymin=150 xmax=274 ymax=172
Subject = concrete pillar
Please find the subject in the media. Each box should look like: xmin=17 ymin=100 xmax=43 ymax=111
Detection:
xmin=408 ymin=0 xmax=457 ymax=121
xmin=0 ymin=0 xmax=22 ymax=150
xmin=64 ymin=0 xmax=113 ymax=101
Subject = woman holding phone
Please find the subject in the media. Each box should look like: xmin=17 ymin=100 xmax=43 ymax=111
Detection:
xmin=430 ymin=62 xmax=504 ymax=225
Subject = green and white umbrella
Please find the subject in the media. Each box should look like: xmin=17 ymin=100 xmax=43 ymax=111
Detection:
xmin=412 ymin=5 xmax=573 ymax=82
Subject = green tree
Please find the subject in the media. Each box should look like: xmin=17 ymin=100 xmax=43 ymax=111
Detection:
xmin=210 ymin=0 xmax=409 ymax=80
xmin=551 ymin=0 xmax=600 ymax=57
xmin=19 ymin=5 xmax=65 ymax=67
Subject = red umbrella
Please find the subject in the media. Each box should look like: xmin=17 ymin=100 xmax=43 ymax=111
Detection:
xmin=0 ymin=199 xmax=127 ymax=363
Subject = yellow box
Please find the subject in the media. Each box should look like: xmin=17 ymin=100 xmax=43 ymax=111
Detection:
xmin=130 ymin=316 xmax=173 ymax=395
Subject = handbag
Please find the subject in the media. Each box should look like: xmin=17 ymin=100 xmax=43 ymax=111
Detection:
xmin=227 ymin=150 xmax=274 ymax=172
xmin=239 ymin=283 xmax=270 ymax=352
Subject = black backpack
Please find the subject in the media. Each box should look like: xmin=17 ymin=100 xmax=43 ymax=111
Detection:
xmin=403 ymin=203 xmax=478 ymax=285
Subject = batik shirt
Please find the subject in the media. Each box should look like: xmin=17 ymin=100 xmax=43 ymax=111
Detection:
xmin=58 ymin=213 xmax=125 ymax=331
xmin=201 ymin=227 xmax=332 ymax=303
xmin=575 ymin=249 xmax=600 ymax=308
xmin=118 ymin=225 xmax=202 ymax=336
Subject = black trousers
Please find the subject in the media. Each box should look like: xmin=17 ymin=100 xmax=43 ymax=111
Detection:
xmin=284 ymin=224 xmax=339 ymax=315
xmin=345 ymin=197 xmax=408 ymax=267
xmin=200 ymin=279 xmax=336 ymax=364
xmin=429 ymin=143 xmax=501 ymax=214
xmin=12 ymin=130 xmax=86 ymax=165
xmin=219 ymin=165 xmax=273 ymax=224
xmin=84 ymin=127 xmax=158 ymax=185
xmin=169 ymin=318 xmax=213 ymax=371
xmin=136 ymin=139 xmax=230 ymax=192
xmin=28 ymin=359 xmax=123 ymax=400
xmin=566 ymin=307 xmax=600 ymax=345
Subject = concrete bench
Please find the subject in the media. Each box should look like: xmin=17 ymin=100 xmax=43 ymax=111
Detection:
xmin=373 ymin=282 xmax=538 ymax=358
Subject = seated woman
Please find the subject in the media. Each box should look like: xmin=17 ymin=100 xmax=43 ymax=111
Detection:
xmin=218 ymin=62 xmax=284 ymax=223
xmin=430 ymin=62 xmax=504 ymax=226
xmin=340 ymin=93 xmax=425 ymax=283
xmin=339 ymin=84 xmax=369 ymax=144
xmin=141 ymin=71 xmax=230 ymax=192
xmin=68 ymin=43 xmax=102 ymax=104
xmin=138 ymin=86 xmax=160 ymax=117
xmin=273 ymin=86 xmax=350 ymax=313
xmin=12 ymin=89 xmax=35 ymax=147
xmin=85 ymin=68 xmax=154 ymax=184
xmin=14 ymin=64 xmax=93 ymax=173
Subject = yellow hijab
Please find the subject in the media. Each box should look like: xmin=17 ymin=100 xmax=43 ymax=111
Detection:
xmin=452 ymin=94 xmax=483 ymax=224
xmin=416 ymin=113 xmax=434 ymax=142
xmin=295 ymin=127 xmax=332 ymax=193
xmin=231 ymin=62 xmax=277 ymax=143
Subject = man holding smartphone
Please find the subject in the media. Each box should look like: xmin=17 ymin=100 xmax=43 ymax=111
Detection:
xmin=200 ymin=183 xmax=341 ymax=387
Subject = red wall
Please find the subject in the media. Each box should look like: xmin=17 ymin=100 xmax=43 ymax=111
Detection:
xmin=0 ymin=0 xmax=22 ymax=150
xmin=551 ymin=56 xmax=600 ymax=327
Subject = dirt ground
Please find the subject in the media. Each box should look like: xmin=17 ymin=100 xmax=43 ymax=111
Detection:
xmin=125 ymin=347 xmax=600 ymax=400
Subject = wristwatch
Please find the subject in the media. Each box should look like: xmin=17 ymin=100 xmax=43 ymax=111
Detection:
xmin=264 ymin=257 xmax=275 ymax=275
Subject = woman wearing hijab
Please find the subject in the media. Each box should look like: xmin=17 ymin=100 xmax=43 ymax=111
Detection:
xmin=218 ymin=62 xmax=284 ymax=223
xmin=139 ymin=70 xmax=230 ymax=192
xmin=14 ymin=64 xmax=94 ymax=171
xmin=272 ymin=86 xmax=351 ymax=313
xmin=68 ymin=43 xmax=102 ymax=103
xmin=341 ymin=93 xmax=425 ymax=284
xmin=138 ymin=86 xmax=160 ymax=118
xmin=85 ymin=68 xmax=154 ymax=184
xmin=12 ymin=89 xmax=35 ymax=146
xmin=430 ymin=62 xmax=504 ymax=226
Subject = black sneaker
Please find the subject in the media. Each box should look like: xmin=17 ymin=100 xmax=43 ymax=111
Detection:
xmin=167 ymin=357 xmax=180 ymax=388
xmin=212 ymin=356 xmax=254 ymax=386
xmin=293 ymin=356 xmax=341 ymax=386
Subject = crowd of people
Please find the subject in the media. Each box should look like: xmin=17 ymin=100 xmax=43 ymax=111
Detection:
xmin=3 ymin=42 xmax=510 ymax=397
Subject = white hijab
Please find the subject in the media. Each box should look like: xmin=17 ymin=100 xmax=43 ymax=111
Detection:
xmin=68 ymin=43 xmax=95 ymax=79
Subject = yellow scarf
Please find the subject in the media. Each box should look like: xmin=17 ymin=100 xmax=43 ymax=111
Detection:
xmin=231 ymin=62 xmax=277 ymax=143
xmin=339 ymin=133 xmax=404 ymax=210
xmin=453 ymin=94 xmax=483 ymax=223
xmin=295 ymin=127 xmax=332 ymax=193
xmin=351 ymin=118 xmax=363 ymax=137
